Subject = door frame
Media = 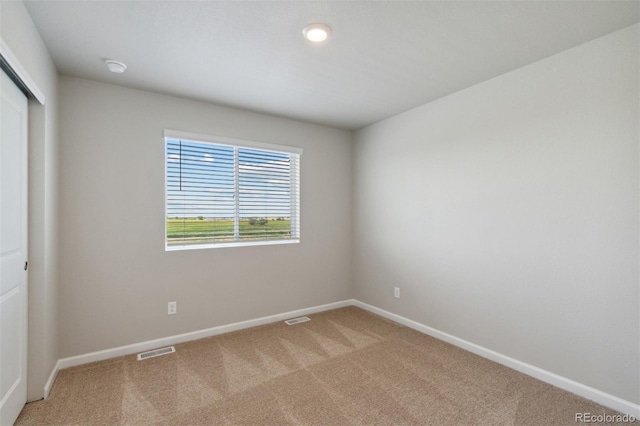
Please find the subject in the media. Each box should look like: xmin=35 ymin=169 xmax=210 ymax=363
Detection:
xmin=0 ymin=37 xmax=46 ymax=404
xmin=0 ymin=39 xmax=45 ymax=105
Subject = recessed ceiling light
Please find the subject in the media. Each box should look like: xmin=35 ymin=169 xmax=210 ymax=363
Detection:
xmin=105 ymin=59 xmax=127 ymax=74
xmin=302 ymin=23 xmax=331 ymax=43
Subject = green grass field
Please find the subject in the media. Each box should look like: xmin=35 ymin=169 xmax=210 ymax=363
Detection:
xmin=167 ymin=218 xmax=291 ymax=245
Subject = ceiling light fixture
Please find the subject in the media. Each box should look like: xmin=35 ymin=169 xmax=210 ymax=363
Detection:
xmin=105 ymin=59 xmax=127 ymax=74
xmin=302 ymin=23 xmax=331 ymax=43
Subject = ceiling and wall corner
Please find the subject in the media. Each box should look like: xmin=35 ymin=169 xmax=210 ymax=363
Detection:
xmin=23 ymin=0 xmax=640 ymax=130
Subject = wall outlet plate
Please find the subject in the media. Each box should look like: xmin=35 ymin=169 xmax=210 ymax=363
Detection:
xmin=168 ymin=301 xmax=177 ymax=315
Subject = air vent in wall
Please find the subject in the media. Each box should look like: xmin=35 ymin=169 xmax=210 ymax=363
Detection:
xmin=284 ymin=316 xmax=310 ymax=325
xmin=137 ymin=346 xmax=176 ymax=361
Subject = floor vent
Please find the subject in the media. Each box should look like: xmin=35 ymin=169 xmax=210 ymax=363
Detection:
xmin=285 ymin=316 xmax=310 ymax=325
xmin=137 ymin=346 xmax=175 ymax=361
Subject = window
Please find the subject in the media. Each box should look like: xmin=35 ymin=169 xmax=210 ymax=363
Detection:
xmin=165 ymin=130 xmax=302 ymax=250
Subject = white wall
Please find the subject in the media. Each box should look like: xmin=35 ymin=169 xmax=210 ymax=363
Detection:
xmin=58 ymin=77 xmax=352 ymax=357
xmin=353 ymin=24 xmax=639 ymax=404
xmin=0 ymin=1 xmax=59 ymax=401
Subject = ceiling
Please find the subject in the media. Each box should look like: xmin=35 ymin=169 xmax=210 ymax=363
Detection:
xmin=24 ymin=1 xmax=639 ymax=130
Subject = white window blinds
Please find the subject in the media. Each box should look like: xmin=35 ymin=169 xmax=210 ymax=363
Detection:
xmin=165 ymin=131 xmax=301 ymax=249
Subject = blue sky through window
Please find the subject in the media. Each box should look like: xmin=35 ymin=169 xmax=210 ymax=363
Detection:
xmin=166 ymin=139 xmax=292 ymax=219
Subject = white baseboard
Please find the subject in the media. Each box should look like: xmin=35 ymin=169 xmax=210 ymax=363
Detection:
xmin=352 ymin=300 xmax=640 ymax=418
xmin=46 ymin=297 xmax=639 ymax=418
xmin=55 ymin=299 xmax=353 ymax=371
xmin=43 ymin=359 xmax=61 ymax=399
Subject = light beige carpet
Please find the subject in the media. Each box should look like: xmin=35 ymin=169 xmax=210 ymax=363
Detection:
xmin=17 ymin=307 xmax=630 ymax=425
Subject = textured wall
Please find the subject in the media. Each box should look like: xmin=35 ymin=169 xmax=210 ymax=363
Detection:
xmin=353 ymin=25 xmax=639 ymax=403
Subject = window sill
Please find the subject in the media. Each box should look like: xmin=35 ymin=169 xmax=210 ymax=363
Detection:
xmin=165 ymin=239 xmax=300 ymax=252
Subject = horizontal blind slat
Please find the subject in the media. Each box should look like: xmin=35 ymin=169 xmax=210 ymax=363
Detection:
xmin=166 ymin=137 xmax=299 ymax=247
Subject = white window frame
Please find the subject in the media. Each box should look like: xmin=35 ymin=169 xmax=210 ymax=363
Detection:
xmin=164 ymin=129 xmax=302 ymax=251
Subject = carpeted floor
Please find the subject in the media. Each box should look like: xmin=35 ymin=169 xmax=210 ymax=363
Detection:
xmin=17 ymin=307 xmax=629 ymax=425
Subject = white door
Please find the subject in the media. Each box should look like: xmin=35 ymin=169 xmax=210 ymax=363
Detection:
xmin=0 ymin=69 xmax=28 ymax=425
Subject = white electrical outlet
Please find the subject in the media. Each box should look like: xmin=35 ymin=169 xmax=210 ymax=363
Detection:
xmin=394 ymin=287 xmax=400 ymax=298
xmin=168 ymin=301 xmax=177 ymax=315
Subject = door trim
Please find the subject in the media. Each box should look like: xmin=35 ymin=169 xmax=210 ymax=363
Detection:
xmin=0 ymin=35 xmax=48 ymax=404
xmin=0 ymin=39 xmax=45 ymax=105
